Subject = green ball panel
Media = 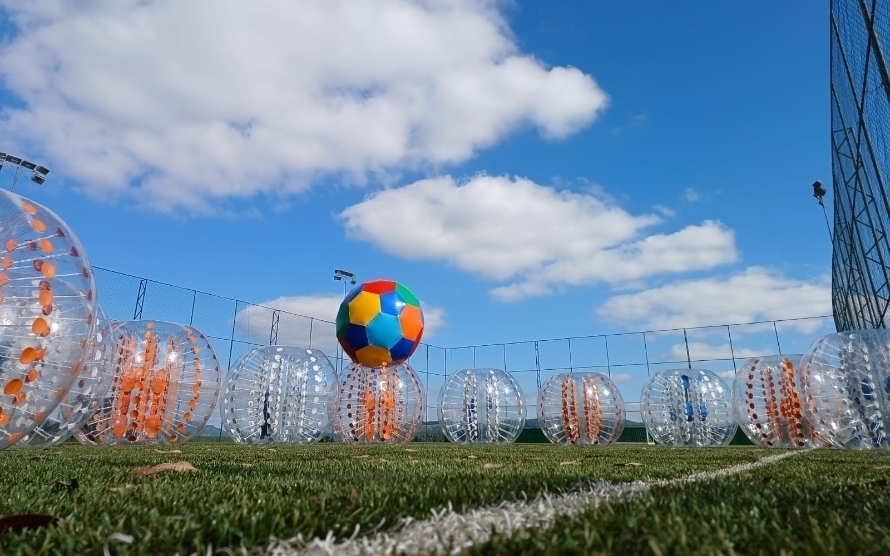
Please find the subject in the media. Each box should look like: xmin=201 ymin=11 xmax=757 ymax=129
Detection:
xmin=395 ymin=283 xmax=421 ymax=307
xmin=335 ymin=301 xmax=351 ymax=338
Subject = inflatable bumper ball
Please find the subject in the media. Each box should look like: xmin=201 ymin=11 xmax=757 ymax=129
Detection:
xmin=223 ymin=346 xmax=338 ymax=444
xmin=799 ymin=331 xmax=890 ymax=450
xmin=641 ymin=368 xmax=736 ymax=447
xmin=21 ymin=304 xmax=114 ymax=447
xmin=0 ymin=191 xmax=96 ymax=450
xmin=438 ymin=368 xmax=525 ymax=444
xmin=732 ymin=355 xmax=820 ymax=448
xmin=539 ymin=372 xmax=625 ymax=446
xmin=332 ymin=279 xmax=425 ymax=444
xmin=78 ymin=320 xmax=221 ymax=444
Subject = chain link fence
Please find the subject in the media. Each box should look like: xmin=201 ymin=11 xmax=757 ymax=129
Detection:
xmin=830 ymin=0 xmax=890 ymax=330
xmin=93 ymin=266 xmax=835 ymax=442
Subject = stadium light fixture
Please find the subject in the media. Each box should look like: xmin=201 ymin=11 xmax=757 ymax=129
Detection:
xmin=334 ymin=269 xmax=357 ymax=297
xmin=812 ymin=180 xmax=833 ymax=242
xmin=0 ymin=153 xmax=50 ymax=192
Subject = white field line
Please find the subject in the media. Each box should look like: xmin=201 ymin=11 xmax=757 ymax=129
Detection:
xmin=254 ymin=450 xmax=804 ymax=556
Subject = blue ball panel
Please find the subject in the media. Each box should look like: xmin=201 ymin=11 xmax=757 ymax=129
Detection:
xmin=344 ymin=285 xmax=363 ymax=305
xmin=390 ymin=336 xmax=417 ymax=362
xmin=343 ymin=323 xmax=370 ymax=351
xmin=378 ymin=291 xmax=407 ymax=317
xmin=365 ymin=313 xmax=403 ymax=350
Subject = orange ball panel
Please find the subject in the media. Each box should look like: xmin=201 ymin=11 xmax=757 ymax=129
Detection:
xmin=399 ymin=305 xmax=424 ymax=342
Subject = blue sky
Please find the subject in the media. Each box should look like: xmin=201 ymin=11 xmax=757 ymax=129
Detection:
xmin=0 ymin=1 xmax=835 ymax=410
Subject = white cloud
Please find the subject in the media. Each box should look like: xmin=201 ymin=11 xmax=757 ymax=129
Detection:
xmin=652 ymin=204 xmax=676 ymax=218
xmin=234 ymin=294 xmax=445 ymax=355
xmin=419 ymin=304 xmax=447 ymax=338
xmin=339 ymin=174 xmax=738 ymax=301
xmin=609 ymin=372 xmax=633 ymax=384
xmin=717 ymin=370 xmax=737 ymax=383
xmin=666 ymin=342 xmax=768 ymax=363
xmin=0 ymin=0 xmax=607 ymax=212
xmin=597 ymin=267 xmax=831 ymax=332
xmin=683 ymin=188 xmax=702 ymax=202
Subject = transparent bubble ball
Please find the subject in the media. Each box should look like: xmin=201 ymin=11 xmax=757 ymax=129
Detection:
xmin=539 ymin=372 xmax=625 ymax=446
xmin=732 ymin=355 xmax=819 ymax=449
xmin=331 ymin=362 xmax=423 ymax=444
xmin=223 ymin=346 xmax=338 ymax=444
xmin=799 ymin=330 xmax=890 ymax=450
xmin=438 ymin=368 xmax=525 ymax=444
xmin=0 ymin=191 xmax=97 ymax=450
xmin=641 ymin=368 xmax=736 ymax=447
xmin=21 ymin=304 xmax=114 ymax=447
xmin=78 ymin=320 xmax=221 ymax=444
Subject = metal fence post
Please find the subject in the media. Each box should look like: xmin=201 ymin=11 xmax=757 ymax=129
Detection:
xmin=727 ymin=325 xmax=738 ymax=372
xmin=568 ymin=337 xmax=573 ymax=373
xmin=773 ymin=321 xmax=783 ymax=354
xmin=188 ymin=290 xmax=197 ymax=325
xmin=269 ymin=310 xmax=280 ymax=345
xmin=133 ymin=278 xmax=147 ymax=319
xmin=683 ymin=329 xmax=692 ymax=369
xmin=643 ymin=332 xmax=652 ymax=376
xmin=604 ymin=336 xmax=612 ymax=377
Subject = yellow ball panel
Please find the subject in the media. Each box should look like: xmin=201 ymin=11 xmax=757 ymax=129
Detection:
xmin=349 ymin=291 xmax=382 ymax=326
xmin=355 ymin=344 xmax=392 ymax=368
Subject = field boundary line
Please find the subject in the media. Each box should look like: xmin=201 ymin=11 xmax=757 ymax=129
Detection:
xmin=257 ymin=450 xmax=805 ymax=556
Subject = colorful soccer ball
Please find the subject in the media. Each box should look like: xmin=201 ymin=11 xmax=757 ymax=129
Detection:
xmin=335 ymin=280 xmax=424 ymax=368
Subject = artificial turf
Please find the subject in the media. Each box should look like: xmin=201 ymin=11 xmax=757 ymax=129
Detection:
xmin=0 ymin=441 xmax=773 ymax=555
xmin=472 ymin=448 xmax=890 ymax=556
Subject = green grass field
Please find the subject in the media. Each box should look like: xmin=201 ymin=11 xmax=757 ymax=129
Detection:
xmin=0 ymin=441 xmax=887 ymax=555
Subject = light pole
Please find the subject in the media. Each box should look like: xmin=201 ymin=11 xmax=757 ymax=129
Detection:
xmin=333 ymin=269 xmax=356 ymax=373
xmin=0 ymin=152 xmax=50 ymax=192
xmin=333 ymin=269 xmax=356 ymax=298
xmin=812 ymin=180 xmax=833 ymax=242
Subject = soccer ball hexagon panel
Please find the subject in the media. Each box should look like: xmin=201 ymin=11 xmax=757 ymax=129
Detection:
xmin=336 ymin=280 xmax=424 ymax=368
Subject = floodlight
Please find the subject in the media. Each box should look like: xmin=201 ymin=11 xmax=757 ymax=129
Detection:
xmin=811 ymin=179 xmax=832 ymax=242
xmin=812 ymin=180 xmax=827 ymax=202
xmin=334 ymin=269 xmax=356 ymax=284
xmin=0 ymin=152 xmax=50 ymax=190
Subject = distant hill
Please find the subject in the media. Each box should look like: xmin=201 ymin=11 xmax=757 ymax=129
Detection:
xmin=198 ymin=419 xmax=647 ymax=442
xmin=197 ymin=425 xmax=224 ymax=438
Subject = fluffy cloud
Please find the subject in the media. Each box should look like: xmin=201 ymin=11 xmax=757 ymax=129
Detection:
xmin=609 ymin=372 xmax=633 ymax=384
xmin=598 ymin=267 xmax=831 ymax=332
xmin=665 ymin=342 xmax=769 ymax=363
xmin=339 ymin=174 xmax=738 ymax=300
xmin=234 ymin=294 xmax=445 ymax=353
xmin=0 ymin=0 xmax=607 ymax=212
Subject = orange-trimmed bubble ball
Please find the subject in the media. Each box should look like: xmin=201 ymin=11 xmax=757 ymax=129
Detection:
xmin=0 ymin=190 xmax=97 ymax=451
xmin=335 ymin=280 xmax=424 ymax=368
xmin=77 ymin=320 xmax=221 ymax=444
xmin=731 ymin=355 xmax=821 ymax=449
xmin=330 ymin=361 xmax=424 ymax=444
xmin=21 ymin=304 xmax=114 ymax=448
xmin=539 ymin=372 xmax=626 ymax=446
